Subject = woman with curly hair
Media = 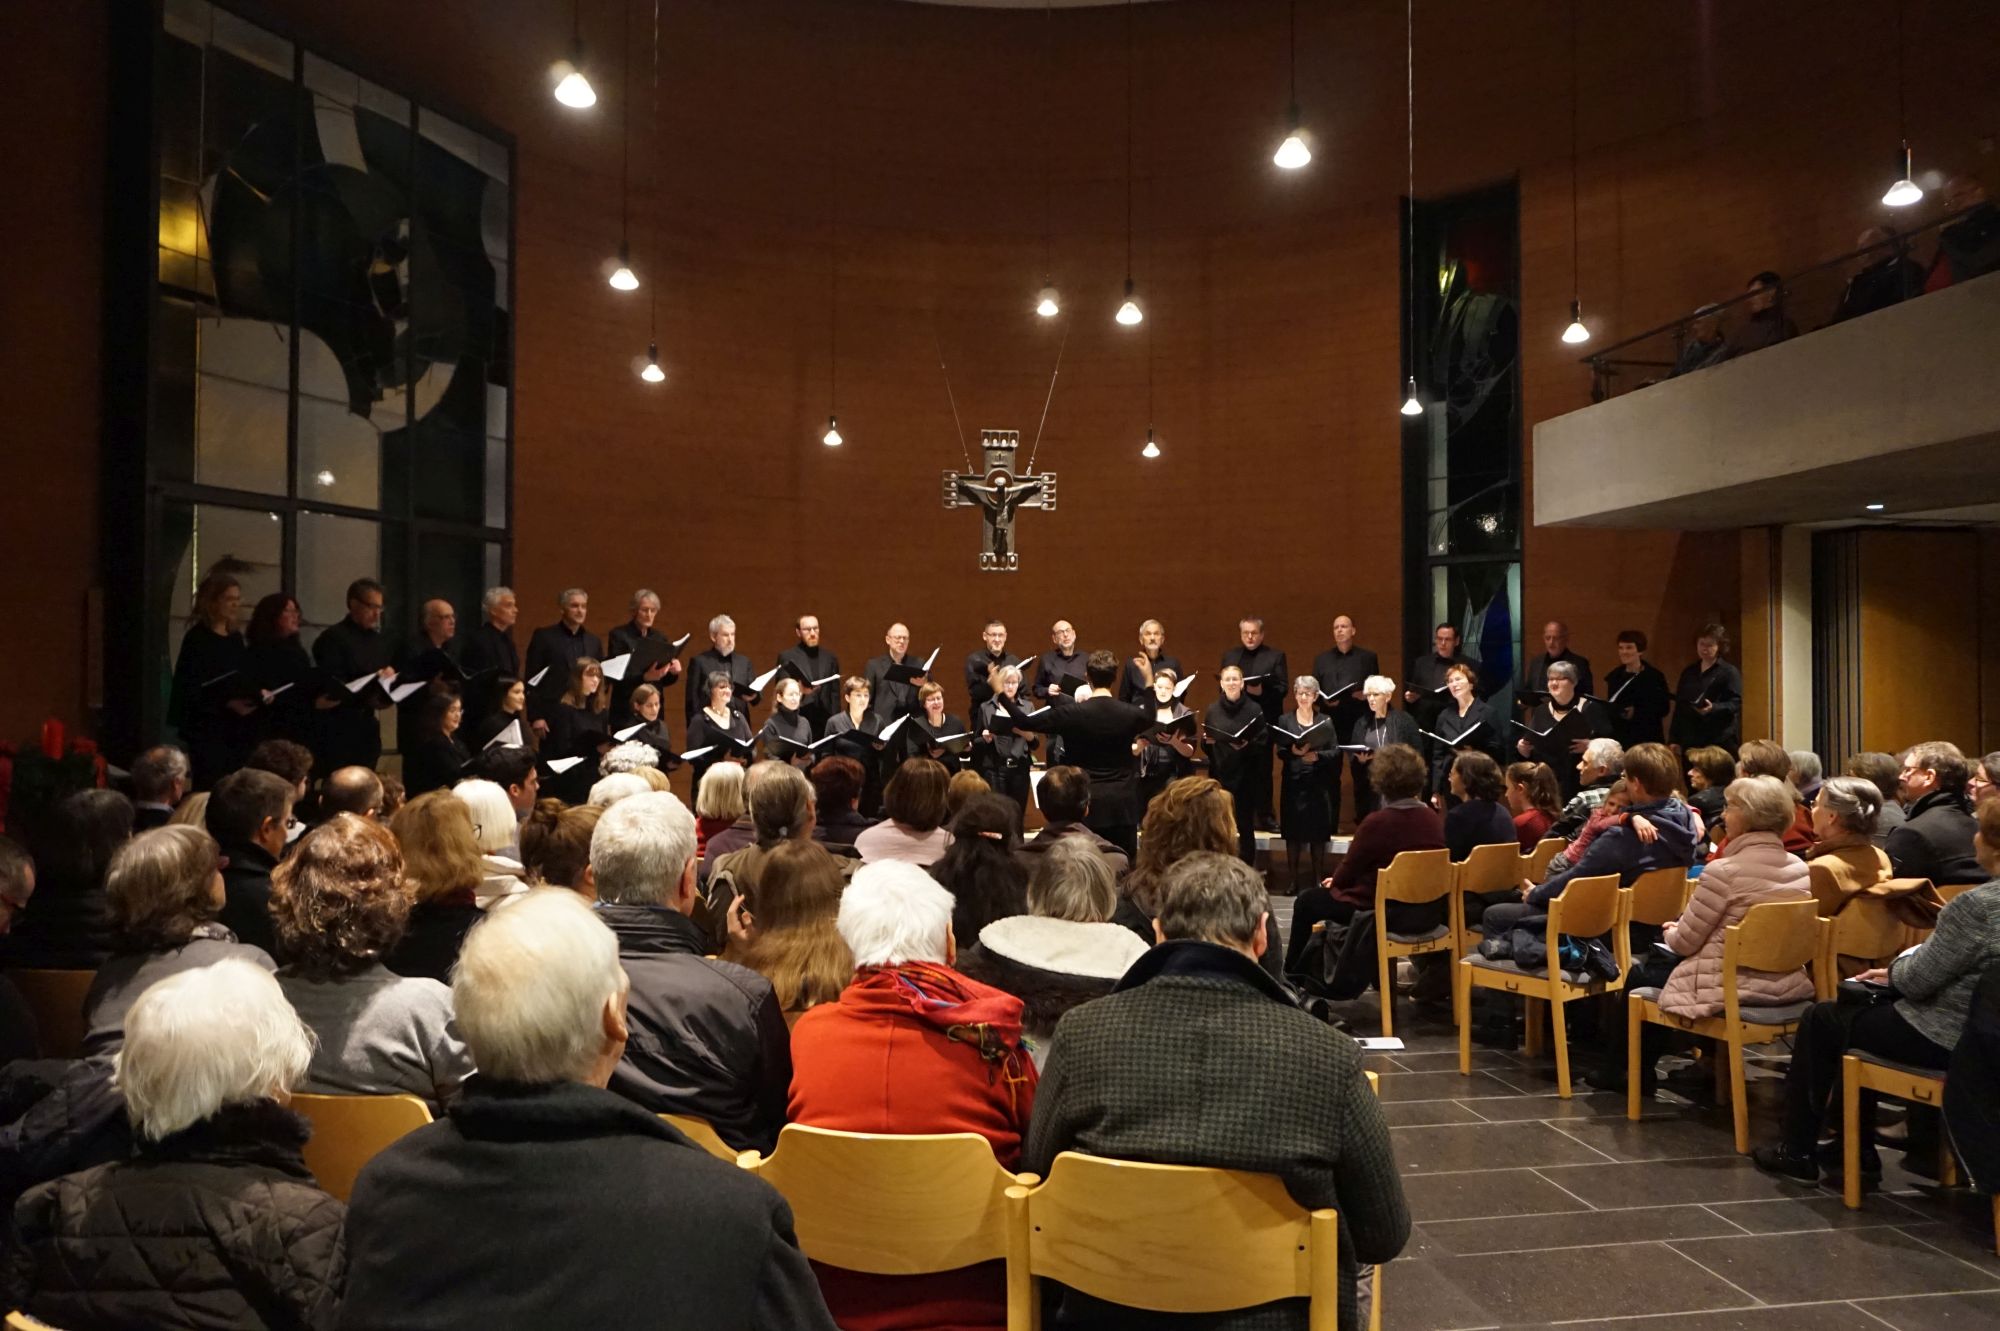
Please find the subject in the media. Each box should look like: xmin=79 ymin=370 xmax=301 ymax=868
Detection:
xmin=383 ymin=791 xmax=487 ymax=984
xmin=1113 ymin=775 xmax=1283 ymax=978
xmin=272 ymin=814 xmax=474 ymax=1106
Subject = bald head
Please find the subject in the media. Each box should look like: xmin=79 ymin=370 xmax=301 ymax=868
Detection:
xmin=422 ymin=599 xmax=456 ymax=645
xmin=321 ymin=766 xmax=385 ymax=820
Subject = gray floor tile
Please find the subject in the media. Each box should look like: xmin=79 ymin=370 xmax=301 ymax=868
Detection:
xmin=1394 ymin=1120 xmax=1614 ymax=1175
xmin=1382 ymin=1099 xmax=1489 ymax=1127
xmin=1667 ymin=1227 xmax=2000 ymax=1303
xmin=1548 ymin=1113 xmax=1747 ymax=1163
xmin=1535 ymin=1156 xmax=1817 ymax=1208
xmin=1381 ymin=1256 xmax=1503 ymax=1330
xmin=1703 ymin=1192 xmax=1932 ymax=1235
xmin=1553 ymin=1303 xmax=1887 ymax=1331
xmin=1419 ymin=1203 xmax=1744 ymax=1257
xmin=1392 ymin=1241 xmax=1749 ymax=1324
xmin=1390 ymin=1048 xmax=1522 ymax=1072
xmin=1462 ymin=1089 xmax=1660 ymax=1123
xmin=1372 ymin=1069 xmax=1526 ymax=1102
xmin=1397 ymin=1167 xmax=1592 ymax=1223
xmin=1853 ymin=1290 xmax=2000 ymax=1329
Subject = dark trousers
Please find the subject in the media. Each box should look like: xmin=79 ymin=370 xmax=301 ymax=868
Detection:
xmin=983 ymin=762 xmax=1031 ymax=833
xmin=1478 ymin=901 xmax=1547 ymax=941
xmin=1779 ymin=1000 xmax=1952 ymax=1154
xmin=1345 ymin=752 xmax=1377 ymax=823
xmin=1225 ymin=778 xmax=1258 ymax=865
xmin=1285 ymin=889 xmax=1446 ymax=974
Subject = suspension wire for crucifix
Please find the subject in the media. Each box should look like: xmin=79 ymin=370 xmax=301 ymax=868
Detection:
xmin=930 ymin=319 xmax=975 ymax=476
xmin=930 ymin=311 xmax=1072 ymax=477
xmin=1023 ymin=315 xmax=1070 ymax=476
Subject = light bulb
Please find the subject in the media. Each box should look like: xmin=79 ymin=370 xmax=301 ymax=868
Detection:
xmin=1141 ymin=428 xmax=1160 ymax=459
xmin=1115 ymin=279 xmax=1143 ymax=326
xmin=1561 ymin=298 xmax=1590 ymax=345
xmin=1400 ymin=377 xmax=1423 ymax=417
xmin=552 ymin=63 xmax=596 ymax=109
xmin=639 ymin=342 xmax=665 ymax=383
xmin=1274 ymin=132 xmax=1312 ymax=170
xmin=1036 ymin=285 xmax=1060 ymax=318
xmin=608 ymin=250 xmax=639 ymax=291
xmin=822 ymin=415 xmax=842 ymax=448
xmin=1865 ymin=502 xmax=1885 ymax=512
xmin=1883 ymin=146 xmax=1922 ymax=207
xmin=314 ymin=469 xmax=336 ymax=486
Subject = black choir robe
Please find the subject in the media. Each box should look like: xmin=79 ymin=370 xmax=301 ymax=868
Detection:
xmin=1405 ymin=651 xmax=1473 ymax=732
xmin=1135 ymin=702 xmax=1197 ymax=808
xmin=607 ymin=620 xmax=685 ymax=720
xmin=973 ymin=696 xmax=1039 ymax=809
xmin=1273 ymin=711 xmax=1339 ymax=844
xmin=963 ymin=650 xmax=1020 ymax=711
xmin=861 ymin=652 xmax=925 ymax=724
xmin=525 ymin=621 xmax=604 ymax=717
xmin=169 ymin=624 xmax=254 ymax=789
xmin=458 ymin=620 xmax=521 ymax=721
xmin=758 ymin=706 xmax=818 ymax=767
xmin=775 ymin=644 xmax=842 ymax=730
xmin=403 ymin=732 xmax=471 ymax=799
xmin=1221 ymin=644 xmax=1289 ymax=722
xmin=312 ymin=616 xmax=395 ymax=773
xmin=1425 ymin=697 xmax=1499 ymax=797
xmin=395 ymin=634 xmax=462 ymax=736
xmin=243 ymin=635 xmax=317 ymax=749
xmin=1602 ymin=661 xmax=1672 ymax=749
xmin=1202 ymin=696 xmax=1267 ymax=792
xmin=1522 ymin=649 xmax=1595 ymax=701
xmin=906 ymin=713 xmax=973 ymax=773
xmin=1119 ymin=651 xmax=1185 ymax=706
xmin=1015 ymin=695 xmax=1152 ymax=831
xmin=684 ymin=649 xmax=758 ymax=725
xmin=544 ymin=702 xmax=612 ymax=803
xmin=1311 ymin=643 xmax=1380 ymax=743
xmin=471 ymin=706 xmax=535 ymax=753
xmin=686 ymin=707 xmax=755 ymax=795
xmin=1030 ymin=648 xmax=1088 ymax=703
xmin=1669 ymin=659 xmax=1744 ymax=754
xmin=613 ymin=713 xmax=677 ymax=767
xmin=1515 ymin=698 xmax=1613 ymax=801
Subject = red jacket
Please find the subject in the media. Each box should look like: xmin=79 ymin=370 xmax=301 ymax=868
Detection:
xmin=1329 ymin=800 xmax=1447 ymax=910
xmin=789 ymin=964 xmax=1037 ymax=1331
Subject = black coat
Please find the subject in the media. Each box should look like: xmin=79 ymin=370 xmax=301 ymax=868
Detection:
xmin=1017 ymin=695 xmax=1152 ymax=827
xmin=524 ymin=621 xmax=604 ymax=715
xmin=1885 ymin=791 xmax=1985 ymax=887
xmin=597 ymin=903 xmax=792 ymax=1153
xmin=6 ymin=1101 xmax=345 ymax=1331
xmin=1602 ymin=661 xmax=1672 ymax=748
xmin=1669 ymin=659 xmax=1742 ymax=753
xmin=312 ymin=618 xmax=394 ymax=772
xmin=339 ymin=1078 xmax=836 ymax=1331
xmin=402 ymin=733 xmax=471 ymax=798
xmin=219 ymin=841 xmax=280 ymax=957
xmin=457 ymin=621 xmax=521 ymax=721
xmin=384 ymin=900 xmax=482 ymax=985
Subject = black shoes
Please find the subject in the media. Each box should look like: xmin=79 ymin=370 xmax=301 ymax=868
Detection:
xmin=1751 ymin=1146 xmax=1821 ymax=1183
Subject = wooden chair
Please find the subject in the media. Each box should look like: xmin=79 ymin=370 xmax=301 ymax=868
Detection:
xmin=290 ymin=1093 xmax=434 ymax=1202
xmin=1625 ymin=899 xmax=1820 ymax=1153
xmin=662 ymin=1113 xmax=740 ymax=1162
xmin=1814 ymin=900 xmax=1919 ymax=1000
xmin=1374 ymin=848 xmax=1454 ymax=1038
xmin=7 ymin=969 xmax=95 ymax=1059
xmin=1010 ymin=1152 xmax=1340 ymax=1331
xmin=1627 ymin=867 xmax=1692 ymax=929
xmin=1455 ymin=875 xmax=1630 ymax=1098
xmin=1936 ymin=882 xmax=1980 ymax=903
xmin=1842 ymin=1053 xmax=1999 ymax=1257
xmin=7 ymin=1313 xmax=63 ymax=1330
xmin=1523 ymin=838 xmax=1565 ymax=882
xmin=738 ymin=1125 xmax=1033 ymax=1284
xmin=1450 ymin=843 xmax=1527 ymax=1012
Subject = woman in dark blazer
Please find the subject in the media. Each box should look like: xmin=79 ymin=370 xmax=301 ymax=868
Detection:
xmin=1349 ymin=674 xmax=1420 ymax=817
xmin=1425 ymin=663 xmax=1498 ymax=804
xmin=402 ymin=692 xmax=471 ymax=799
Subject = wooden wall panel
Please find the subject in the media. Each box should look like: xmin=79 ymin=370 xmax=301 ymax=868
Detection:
xmin=1858 ymin=530 xmax=1984 ymax=755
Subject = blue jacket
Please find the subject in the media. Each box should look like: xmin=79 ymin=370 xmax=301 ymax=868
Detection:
xmin=1530 ymin=797 xmax=1699 ymax=908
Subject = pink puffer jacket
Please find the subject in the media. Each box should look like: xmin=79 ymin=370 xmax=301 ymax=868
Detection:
xmin=1660 ymin=830 xmax=1815 ymax=1018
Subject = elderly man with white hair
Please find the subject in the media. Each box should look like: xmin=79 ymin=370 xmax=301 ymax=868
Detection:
xmin=685 ymin=612 xmax=759 ymax=724
xmin=8 ymin=960 xmax=346 ymax=1329
xmin=1550 ymin=735 xmax=1625 ymax=839
xmin=590 ymin=791 xmax=791 ymax=1151
xmin=340 ymin=889 xmax=836 ymax=1331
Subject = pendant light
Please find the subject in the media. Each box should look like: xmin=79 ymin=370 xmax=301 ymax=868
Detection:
xmin=1034 ymin=1 xmax=1061 ymax=317
xmin=1398 ymin=0 xmax=1423 ymax=418
xmin=607 ymin=1 xmax=638 ymax=291
xmin=1114 ymin=0 xmax=1143 ymax=327
xmin=822 ymin=33 xmax=844 ymax=446
xmin=1141 ymin=315 xmax=1160 ymax=458
xmin=1272 ymin=1 xmax=1312 ymax=169
xmin=1560 ymin=0 xmax=1590 ymax=344
xmin=640 ymin=343 xmax=665 ymax=383
xmin=1401 ymin=377 xmax=1423 ymax=417
xmin=1882 ymin=0 xmax=1922 ymax=207
xmin=552 ymin=0 xmax=596 ymax=109
xmin=634 ymin=0 xmax=665 ymax=383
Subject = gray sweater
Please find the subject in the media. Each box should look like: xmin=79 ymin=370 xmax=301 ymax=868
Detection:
xmin=278 ymin=963 xmax=474 ymax=1108
xmin=1889 ymin=880 xmax=2000 ymax=1050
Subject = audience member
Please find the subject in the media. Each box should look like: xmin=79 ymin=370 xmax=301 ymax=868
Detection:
xmin=1543 ymin=780 xmax=1631 ymax=879
xmin=0 ymin=837 xmax=41 ymax=1061
xmin=695 ymin=760 xmax=749 ymax=857
xmin=1968 ymin=751 xmax=2000 ymax=807
xmin=1722 ymin=270 xmax=1797 ymax=357
xmin=1844 ymin=751 xmax=1907 ymax=846
xmin=1667 ymin=304 xmax=1726 ymax=376
xmin=5 ymin=961 xmax=344 ymax=1330
xmin=1444 ymin=752 xmax=1518 ymax=862
xmin=1924 ymin=174 xmax=2000 ymax=290
xmin=382 ymin=791 xmax=487 ymax=984
xmin=1120 ymin=775 xmax=1285 ymax=980
xmin=701 ymin=759 xmax=781 ymax=868
xmin=1756 ymin=799 xmax=2000 ymax=1183
xmin=1830 ymin=227 xmax=1924 ymax=322
xmin=205 ymin=766 xmax=294 ymax=955
xmin=946 ymin=768 xmax=989 ymax=819
xmin=376 ymin=773 xmax=406 ymax=820
xmin=340 ymin=889 xmax=837 ymax=1330
xmin=929 ymin=792 xmax=1029 ymax=941
xmin=1018 ymin=765 xmax=1131 ymax=874
xmin=1685 ymin=745 xmax=1736 ymax=833
xmin=1721 ymin=740 xmax=1815 ymax=855
xmin=168 ymin=790 xmax=210 ymax=826
xmin=520 ymin=799 xmax=604 ymax=895
xmin=1026 ymin=851 xmax=1409 ymax=1331
xmin=589 ymin=791 xmax=792 ymax=1151
xmin=1886 ymin=741 xmax=1984 ymax=887
xmin=1790 ymin=749 xmax=1824 ymax=804
xmin=1297 ymin=744 xmax=1446 ymax=973
xmin=854 ymin=758 xmax=954 ymax=866
xmin=245 ymin=738 xmax=314 ymax=806
xmin=1804 ymin=776 xmax=1893 ymax=912
xmin=319 ymin=765 xmax=385 ymax=821
xmin=806 ymin=755 xmax=877 ymax=847
xmin=270 ymin=814 xmax=473 ymax=1107
xmin=720 ymin=838 xmax=852 ymax=1021
xmin=128 ymin=744 xmax=190 ymax=831
xmin=586 ymin=771 xmax=651 ymax=808
xmin=790 ymin=859 xmax=1036 ymax=1331
xmin=10 ymin=788 xmax=132 ymax=968
xmin=598 ymin=739 xmax=661 ymax=777
xmin=958 ymin=836 xmax=1149 ymax=1054
xmin=708 ymin=763 xmax=821 ymax=947
xmin=469 ymin=744 xmax=538 ymax=822
xmin=1551 ymin=738 xmax=1623 ymax=839
xmin=452 ymin=778 xmax=527 ymax=904
xmin=1507 ymin=761 xmax=1563 ymax=851
xmin=81 ymin=826 xmax=276 ymax=1057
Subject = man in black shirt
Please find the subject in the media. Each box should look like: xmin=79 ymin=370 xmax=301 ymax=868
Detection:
xmin=607 ymin=588 xmax=685 ymax=720
xmin=1405 ymin=622 xmax=1471 ymax=733
xmin=459 ymin=586 xmax=522 ymax=722
xmin=1015 ymin=651 xmax=1153 ymax=861
xmin=525 ymin=588 xmax=604 ymax=724
xmin=963 ymin=619 xmax=1017 ymax=712
xmin=1120 ymin=618 xmax=1184 ymax=705
xmin=1522 ymin=620 xmax=1594 ymax=709
xmin=685 ymin=614 xmax=757 ymax=724
xmin=312 ymin=577 xmax=395 ymax=771
xmin=1222 ymin=617 xmax=1288 ymax=832
xmin=1031 ymin=619 xmax=1086 ymax=703
xmin=396 ymin=598 xmax=460 ymax=735
xmin=775 ymin=613 xmax=841 ymax=731
xmin=1312 ymin=614 xmax=1379 ymax=826
xmin=861 ymin=623 xmax=927 ymax=724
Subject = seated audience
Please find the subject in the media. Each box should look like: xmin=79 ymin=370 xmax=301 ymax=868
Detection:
xmin=1844 ymin=750 xmax=1907 ymax=846
xmin=1667 ymin=303 xmax=1726 ymax=376
xmin=1886 ymin=741 xmax=1984 ymax=887
xmin=1969 ymin=751 xmax=2000 ymax=807
xmin=81 ymin=826 xmax=276 ymax=1057
xmin=383 ymin=791 xmax=488 ymax=984
xmin=128 ymin=744 xmax=190 ymax=831
xmin=1018 ymin=765 xmax=1131 ymax=874
xmin=205 ymin=766 xmax=294 ymax=955
xmin=245 ymin=738 xmax=314 ymax=807
xmin=1296 ymin=744 xmax=1446 ymax=973
xmin=598 ymin=739 xmax=662 ymax=777
xmin=1804 ymin=775 xmax=1893 ymax=911
xmin=271 ymin=814 xmax=473 ymax=1107
xmin=1543 ymin=780 xmax=1630 ymax=878
xmin=695 ymin=760 xmax=748 ymax=857
xmin=790 ymin=859 xmax=1036 ymax=1331
xmin=946 ymin=768 xmax=990 ymax=820
xmin=590 ymin=791 xmax=791 ymax=1151
xmin=1721 ymin=269 xmax=1797 ymax=358
xmin=5 ymin=961 xmax=344 ymax=1330
xmin=0 ymin=837 xmax=41 ymax=1061
xmin=340 ymin=889 xmax=836 ymax=1330
xmin=452 ymin=778 xmax=527 ymax=904
xmin=319 ymin=765 xmax=385 ymax=821
xmin=1790 ymin=749 xmax=1824 ymax=805
xmin=1924 ymin=174 xmax=2000 ymax=289
xmin=707 ymin=763 xmax=820 ymax=947
xmin=1684 ymin=745 xmax=1736 ymax=836
xmin=807 ymin=755 xmax=878 ymax=847
xmin=854 ymin=758 xmax=954 ymax=867
xmin=376 ymin=774 xmax=405 ymax=820
xmin=721 ymin=838 xmax=853 ymax=1021
xmin=586 ymin=771 xmax=649 ymax=808
xmin=929 ymin=792 xmax=1029 ymax=941
xmin=1551 ymin=738 xmax=1623 ymax=838
xmin=701 ymin=760 xmax=780 ymax=868
xmin=468 ymin=744 xmax=538 ymax=824
xmin=1119 ymin=775 xmax=1282 ymax=979
xmin=1755 ymin=799 xmax=2000 ymax=1183
xmin=520 ymin=798 xmax=604 ymax=895
xmin=1719 ymin=739 xmax=1814 ymax=855
xmin=1506 ymin=760 xmax=1563 ymax=851
xmin=1830 ymin=227 xmax=1924 ymax=322
xmin=1025 ymin=852 xmax=1409 ymax=1331
xmin=403 ymin=692 xmax=470 ymax=798
xmin=11 ymin=788 xmax=132 ymax=969
xmin=170 ymin=791 xmax=211 ymax=827
xmin=958 ymin=836 xmax=1149 ymax=1055
xmin=1445 ymin=752 xmax=1518 ymax=861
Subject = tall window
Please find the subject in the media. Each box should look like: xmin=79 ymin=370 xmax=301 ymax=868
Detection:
xmin=1401 ymin=183 xmax=1523 ymax=702
xmin=105 ymin=0 xmax=513 ymax=754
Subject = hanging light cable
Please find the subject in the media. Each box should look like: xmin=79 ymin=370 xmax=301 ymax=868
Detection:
xmin=1142 ymin=312 xmax=1161 ymax=457
xmin=1035 ymin=0 xmax=1061 ymax=317
xmin=636 ymin=0 xmax=664 ymax=383
xmin=1400 ymin=0 xmax=1423 ymax=418
xmin=1273 ymin=0 xmax=1312 ymax=169
xmin=1882 ymin=0 xmax=1922 ymax=207
xmin=1114 ymin=0 xmax=1143 ymax=326
xmin=1560 ymin=0 xmax=1590 ymax=345
xmin=552 ymin=0 xmax=597 ymax=109
xmin=823 ymin=35 xmax=843 ymax=447
xmin=608 ymin=1 xmax=638 ymax=290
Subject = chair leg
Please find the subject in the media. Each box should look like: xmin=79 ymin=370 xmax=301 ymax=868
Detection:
xmin=1378 ymin=946 xmax=1395 ymax=1040
xmin=1727 ymin=1036 xmax=1749 ymax=1156
xmin=1841 ymin=1056 xmax=1863 ymax=1210
xmin=1524 ymin=998 xmax=1544 ymax=1058
xmin=1550 ymin=997 xmax=1572 ymax=1100
xmin=1370 ymin=1264 xmax=1383 ymax=1331
xmin=1626 ymin=1000 xmax=1643 ymax=1122
xmin=1712 ymin=1042 xmax=1730 ymax=1100
xmin=1940 ymin=1135 xmax=1959 ymax=1189
xmin=1457 ymin=974 xmax=1473 ymax=1076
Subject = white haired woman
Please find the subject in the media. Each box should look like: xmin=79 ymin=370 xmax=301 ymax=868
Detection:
xmin=9 ymin=960 xmax=345 ymax=1329
xmin=1348 ymin=674 xmax=1419 ymax=816
xmin=453 ymin=777 xmax=527 ymax=906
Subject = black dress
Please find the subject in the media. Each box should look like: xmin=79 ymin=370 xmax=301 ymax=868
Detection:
xmin=973 ymin=697 xmax=1038 ymax=815
xmin=1202 ymin=695 xmax=1266 ymax=863
xmin=243 ymin=635 xmax=317 ymax=750
xmin=1602 ymin=661 xmax=1672 ymax=749
xmin=168 ymin=624 xmax=254 ymax=790
xmin=687 ymin=707 xmax=754 ymax=796
xmin=825 ymin=711 xmax=892 ymax=817
xmin=1274 ymin=713 xmax=1337 ymax=844
xmin=1425 ymin=698 xmax=1497 ymax=799
xmin=758 ymin=706 xmax=817 ymax=767
xmin=1514 ymin=698 xmax=1613 ymax=802
xmin=403 ymin=732 xmax=471 ymax=798
xmin=544 ymin=703 xmax=611 ymax=803
xmin=312 ymin=617 xmax=394 ymax=772
xmin=614 ymin=714 xmax=677 ymax=768
xmin=1669 ymin=659 xmax=1744 ymax=755
xmin=1135 ymin=703 xmax=1196 ymax=813
xmin=907 ymin=714 xmax=972 ymax=774
xmin=471 ymin=707 xmax=535 ymax=752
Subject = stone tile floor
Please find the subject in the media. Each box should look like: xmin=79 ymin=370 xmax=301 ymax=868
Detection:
xmin=1269 ymin=894 xmax=2000 ymax=1330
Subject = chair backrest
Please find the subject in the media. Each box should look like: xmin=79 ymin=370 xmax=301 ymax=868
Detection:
xmin=290 ymin=1093 xmax=434 ymax=1202
xmin=739 ymin=1124 xmax=1028 ymax=1276
xmin=7 ymin=1311 xmax=63 ymax=1330
xmin=1020 ymin=1152 xmax=1339 ymax=1330
xmin=1806 ymin=862 xmax=1845 ymax=917
xmin=1524 ymin=838 xmax=1565 ymax=881
xmin=1724 ymin=899 xmax=1821 ymax=987
xmin=1628 ymin=867 xmax=1692 ymax=927
xmin=662 ymin=1113 xmax=740 ymax=1162
xmin=1826 ymin=897 xmax=1917 ymax=963
xmin=1936 ymin=882 xmax=1979 ymax=903
xmin=1456 ymin=842 xmax=1523 ymax=898
xmin=1379 ymin=849 xmax=1453 ymax=906
xmin=1546 ymin=874 xmax=1622 ymax=940
xmin=7 ymin=969 xmax=95 ymax=1060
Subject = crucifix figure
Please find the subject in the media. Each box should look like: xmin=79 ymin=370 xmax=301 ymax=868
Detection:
xmin=942 ymin=429 xmax=1058 ymax=572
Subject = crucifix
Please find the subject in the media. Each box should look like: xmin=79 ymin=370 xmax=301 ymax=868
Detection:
xmin=942 ymin=429 xmax=1058 ymax=572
